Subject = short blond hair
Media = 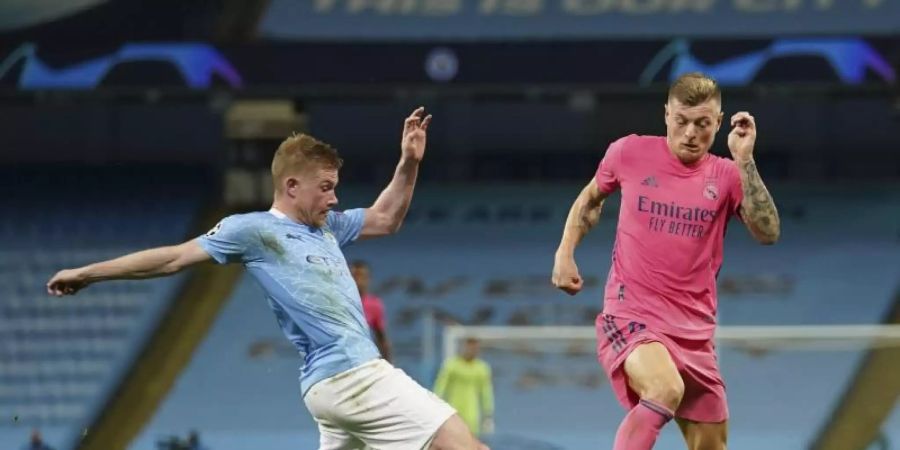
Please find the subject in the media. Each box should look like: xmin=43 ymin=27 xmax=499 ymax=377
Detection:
xmin=271 ymin=134 xmax=343 ymax=191
xmin=668 ymin=72 xmax=721 ymax=106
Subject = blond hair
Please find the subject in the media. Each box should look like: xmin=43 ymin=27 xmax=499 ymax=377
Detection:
xmin=271 ymin=134 xmax=343 ymax=192
xmin=668 ymin=72 xmax=721 ymax=106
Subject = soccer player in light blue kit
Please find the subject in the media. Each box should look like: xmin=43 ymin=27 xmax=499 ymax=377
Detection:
xmin=47 ymin=108 xmax=487 ymax=450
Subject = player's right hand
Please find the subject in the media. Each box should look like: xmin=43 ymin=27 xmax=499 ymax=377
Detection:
xmin=400 ymin=106 xmax=431 ymax=163
xmin=47 ymin=268 xmax=89 ymax=296
xmin=552 ymin=256 xmax=583 ymax=295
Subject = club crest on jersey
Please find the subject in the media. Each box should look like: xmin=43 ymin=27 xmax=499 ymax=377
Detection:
xmin=323 ymin=229 xmax=337 ymax=244
xmin=703 ymin=183 xmax=719 ymax=201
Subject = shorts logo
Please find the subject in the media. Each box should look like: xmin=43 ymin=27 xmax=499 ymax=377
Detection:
xmin=628 ymin=321 xmax=646 ymax=334
xmin=602 ymin=315 xmax=647 ymax=354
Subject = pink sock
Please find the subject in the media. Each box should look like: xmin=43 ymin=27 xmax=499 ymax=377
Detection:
xmin=613 ymin=399 xmax=674 ymax=450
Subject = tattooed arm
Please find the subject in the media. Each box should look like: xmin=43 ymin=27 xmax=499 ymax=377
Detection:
xmin=728 ymin=111 xmax=780 ymax=245
xmin=552 ymin=181 xmax=610 ymax=295
xmin=737 ymin=157 xmax=780 ymax=244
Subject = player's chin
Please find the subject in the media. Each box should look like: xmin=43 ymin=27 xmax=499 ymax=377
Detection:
xmin=678 ymin=147 xmax=705 ymax=163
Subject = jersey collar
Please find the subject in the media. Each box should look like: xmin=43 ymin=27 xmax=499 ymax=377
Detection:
xmin=269 ymin=207 xmax=323 ymax=233
xmin=269 ymin=207 xmax=288 ymax=219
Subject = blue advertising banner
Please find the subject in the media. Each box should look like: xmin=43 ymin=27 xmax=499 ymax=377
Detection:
xmin=261 ymin=0 xmax=900 ymax=40
xmin=1 ymin=38 xmax=895 ymax=89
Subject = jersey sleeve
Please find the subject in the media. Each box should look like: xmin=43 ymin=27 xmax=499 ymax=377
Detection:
xmin=325 ymin=208 xmax=365 ymax=247
xmin=196 ymin=215 xmax=254 ymax=264
xmin=595 ymin=135 xmax=629 ymax=194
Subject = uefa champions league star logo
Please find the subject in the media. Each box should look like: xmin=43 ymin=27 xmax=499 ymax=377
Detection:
xmin=0 ymin=42 xmax=242 ymax=89
xmin=640 ymin=38 xmax=896 ymax=86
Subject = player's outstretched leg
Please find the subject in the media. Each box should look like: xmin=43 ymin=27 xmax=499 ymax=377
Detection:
xmin=676 ymin=418 xmax=728 ymax=450
xmin=614 ymin=342 xmax=684 ymax=450
xmin=429 ymin=414 xmax=490 ymax=450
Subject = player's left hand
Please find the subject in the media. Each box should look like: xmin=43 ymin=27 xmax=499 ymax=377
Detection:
xmin=400 ymin=106 xmax=431 ymax=163
xmin=727 ymin=111 xmax=756 ymax=162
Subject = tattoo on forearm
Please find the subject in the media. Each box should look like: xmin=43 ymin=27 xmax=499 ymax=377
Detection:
xmin=579 ymin=204 xmax=601 ymax=233
xmin=560 ymin=188 xmax=604 ymax=253
xmin=739 ymin=159 xmax=780 ymax=241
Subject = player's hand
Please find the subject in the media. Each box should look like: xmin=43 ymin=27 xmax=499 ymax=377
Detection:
xmin=400 ymin=106 xmax=431 ymax=163
xmin=47 ymin=268 xmax=89 ymax=296
xmin=552 ymin=255 xmax=583 ymax=296
xmin=727 ymin=111 xmax=756 ymax=163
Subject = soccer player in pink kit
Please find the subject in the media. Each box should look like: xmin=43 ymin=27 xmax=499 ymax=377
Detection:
xmin=552 ymin=73 xmax=780 ymax=450
xmin=351 ymin=260 xmax=393 ymax=362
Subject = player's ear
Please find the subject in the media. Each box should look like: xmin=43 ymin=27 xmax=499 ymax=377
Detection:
xmin=716 ymin=111 xmax=724 ymax=132
xmin=663 ymin=102 xmax=670 ymax=124
xmin=285 ymin=177 xmax=299 ymax=197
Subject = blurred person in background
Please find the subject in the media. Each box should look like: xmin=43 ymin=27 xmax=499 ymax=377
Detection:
xmin=22 ymin=429 xmax=54 ymax=450
xmin=434 ymin=338 xmax=495 ymax=438
xmin=350 ymin=260 xmax=392 ymax=362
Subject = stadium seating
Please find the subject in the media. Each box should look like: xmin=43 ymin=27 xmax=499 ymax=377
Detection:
xmin=0 ymin=167 xmax=207 ymax=449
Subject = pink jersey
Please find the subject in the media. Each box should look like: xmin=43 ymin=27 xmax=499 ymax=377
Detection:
xmin=595 ymin=135 xmax=743 ymax=340
xmin=361 ymin=293 xmax=386 ymax=333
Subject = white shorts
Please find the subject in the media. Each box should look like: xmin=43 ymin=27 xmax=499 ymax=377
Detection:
xmin=304 ymin=359 xmax=457 ymax=450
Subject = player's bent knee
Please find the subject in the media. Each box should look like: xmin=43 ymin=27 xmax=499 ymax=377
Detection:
xmin=429 ymin=414 xmax=483 ymax=450
xmin=625 ymin=342 xmax=685 ymax=410
xmin=641 ymin=375 xmax=685 ymax=411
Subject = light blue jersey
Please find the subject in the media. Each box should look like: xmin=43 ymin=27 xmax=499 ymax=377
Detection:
xmin=197 ymin=208 xmax=380 ymax=395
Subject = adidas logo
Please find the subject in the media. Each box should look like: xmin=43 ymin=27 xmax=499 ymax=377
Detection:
xmin=641 ymin=176 xmax=658 ymax=187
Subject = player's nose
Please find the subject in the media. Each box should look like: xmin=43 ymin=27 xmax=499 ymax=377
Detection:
xmin=684 ymin=124 xmax=697 ymax=139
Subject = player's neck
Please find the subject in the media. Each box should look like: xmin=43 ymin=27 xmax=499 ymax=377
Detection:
xmin=270 ymin=202 xmax=314 ymax=227
xmin=666 ymin=146 xmax=709 ymax=168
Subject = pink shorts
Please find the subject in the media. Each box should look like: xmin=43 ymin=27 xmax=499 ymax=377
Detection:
xmin=596 ymin=314 xmax=728 ymax=423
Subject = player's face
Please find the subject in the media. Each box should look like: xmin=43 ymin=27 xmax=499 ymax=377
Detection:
xmin=351 ymin=266 xmax=370 ymax=294
xmin=664 ymin=98 xmax=723 ymax=165
xmin=289 ymin=167 xmax=338 ymax=228
xmin=463 ymin=340 xmax=480 ymax=360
